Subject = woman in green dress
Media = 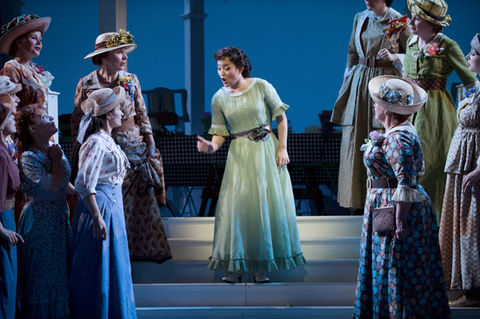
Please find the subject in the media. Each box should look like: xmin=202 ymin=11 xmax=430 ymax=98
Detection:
xmin=197 ymin=46 xmax=306 ymax=283
xmin=331 ymin=0 xmax=411 ymax=211
xmin=404 ymin=0 xmax=477 ymax=222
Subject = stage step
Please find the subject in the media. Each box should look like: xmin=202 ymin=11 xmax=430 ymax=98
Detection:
xmin=162 ymin=216 xmax=363 ymax=260
xmin=162 ymin=216 xmax=363 ymax=239
xmin=131 ymin=259 xmax=359 ymax=284
xmin=167 ymin=236 xmax=360 ymax=261
xmin=135 ymin=306 xmax=480 ymax=319
xmin=134 ymin=282 xmax=356 ymax=307
xmin=133 ymin=282 xmax=480 ymax=319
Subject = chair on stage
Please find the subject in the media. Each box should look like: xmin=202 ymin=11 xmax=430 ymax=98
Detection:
xmin=143 ymin=87 xmax=189 ymax=132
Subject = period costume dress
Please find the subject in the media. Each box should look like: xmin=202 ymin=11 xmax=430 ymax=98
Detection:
xmin=354 ymin=123 xmax=450 ymax=318
xmin=207 ymin=78 xmax=306 ymax=273
xmin=440 ymin=80 xmax=480 ymax=291
xmin=17 ymin=148 xmax=71 ymax=318
xmin=404 ymin=33 xmax=477 ymax=222
xmin=0 ymin=60 xmax=48 ymax=108
xmin=70 ymin=130 xmax=137 ymax=319
xmin=0 ymin=142 xmax=20 ymax=319
xmin=331 ymin=8 xmax=411 ymax=209
xmin=71 ymin=70 xmax=171 ymax=262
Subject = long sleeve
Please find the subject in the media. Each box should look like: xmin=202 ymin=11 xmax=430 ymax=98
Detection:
xmin=71 ymin=78 xmax=87 ymax=143
xmin=388 ymin=132 xmax=425 ymax=202
xmin=445 ymin=38 xmax=477 ymax=88
xmin=132 ymin=74 xmax=153 ymax=135
xmin=345 ymin=12 xmax=360 ymax=76
xmin=0 ymin=154 xmax=8 ymax=212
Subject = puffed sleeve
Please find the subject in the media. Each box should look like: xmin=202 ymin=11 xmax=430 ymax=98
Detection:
xmin=74 ymin=135 xmax=105 ymax=199
xmin=262 ymin=80 xmax=290 ymax=120
xmin=387 ymin=132 xmax=425 ymax=202
xmin=132 ymin=74 xmax=153 ymax=135
xmin=345 ymin=12 xmax=360 ymax=77
xmin=71 ymin=78 xmax=87 ymax=143
xmin=445 ymin=38 xmax=477 ymax=88
xmin=0 ymin=62 xmax=21 ymax=84
xmin=208 ymin=94 xmax=230 ymax=136
xmin=19 ymin=152 xmax=54 ymax=192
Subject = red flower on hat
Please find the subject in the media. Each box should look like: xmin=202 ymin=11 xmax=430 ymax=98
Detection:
xmin=384 ymin=15 xmax=408 ymax=41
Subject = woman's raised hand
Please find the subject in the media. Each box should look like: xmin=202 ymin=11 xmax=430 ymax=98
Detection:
xmin=377 ymin=48 xmax=396 ymax=61
xmin=47 ymin=144 xmax=63 ymax=162
xmin=197 ymin=135 xmax=216 ymax=154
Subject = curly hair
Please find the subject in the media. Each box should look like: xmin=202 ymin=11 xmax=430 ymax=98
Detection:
xmin=14 ymin=104 xmax=43 ymax=154
xmin=213 ymin=46 xmax=251 ymax=78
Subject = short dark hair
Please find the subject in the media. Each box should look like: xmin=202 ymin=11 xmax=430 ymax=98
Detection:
xmin=84 ymin=107 xmax=116 ymax=141
xmin=386 ymin=0 xmax=393 ymax=7
xmin=92 ymin=52 xmax=109 ymax=66
xmin=213 ymin=46 xmax=251 ymax=78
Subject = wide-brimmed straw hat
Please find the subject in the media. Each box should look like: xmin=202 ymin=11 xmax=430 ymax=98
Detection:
xmin=0 ymin=103 xmax=13 ymax=130
xmin=408 ymin=0 xmax=451 ymax=27
xmin=81 ymin=87 xmax=125 ymax=116
xmin=84 ymin=30 xmax=137 ymax=59
xmin=369 ymin=76 xmax=427 ymax=115
xmin=471 ymin=33 xmax=480 ymax=55
xmin=0 ymin=14 xmax=51 ymax=54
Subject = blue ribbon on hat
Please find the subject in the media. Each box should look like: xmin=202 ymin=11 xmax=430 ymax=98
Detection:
xmin=76 ymin=108 xmax=93 ymax=144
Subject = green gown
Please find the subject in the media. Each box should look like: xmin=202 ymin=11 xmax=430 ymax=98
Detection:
xmin=207 ymin=78 xmax=306 ymax=273
xmin=404 ymin=34 xmax=476 ymax=223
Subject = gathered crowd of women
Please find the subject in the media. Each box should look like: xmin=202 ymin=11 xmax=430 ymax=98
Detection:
xmin=0 ymin=0 xmax=480 ymax=318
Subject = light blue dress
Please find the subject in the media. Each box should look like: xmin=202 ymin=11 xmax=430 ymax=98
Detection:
xmin=70 ymin=131 xmax=136 ymax=319
xmin=17 ymin=149 xmax=71 ymax=318
xmin=207 ymin=78 xmax=306 ymax=273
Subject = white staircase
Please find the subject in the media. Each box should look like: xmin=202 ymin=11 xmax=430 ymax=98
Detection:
xmin=132 ymin=216 xmax=480 ymax=318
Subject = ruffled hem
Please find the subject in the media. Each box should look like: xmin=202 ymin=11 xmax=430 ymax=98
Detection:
xmin=392 ymin=185 xmax=425 ymax=202
xmin=208 ymin=125 xmax=230 ymax=136
xmin=271 ymin=103 xmax=289 ymax=120
xmin=206 ymin=253 xmax=307 ymax=273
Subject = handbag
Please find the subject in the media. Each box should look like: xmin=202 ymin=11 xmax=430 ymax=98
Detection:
xmin=372 ymin=206 xmax=396 ymax=233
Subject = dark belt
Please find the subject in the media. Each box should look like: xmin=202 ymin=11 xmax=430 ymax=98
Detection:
xmin=359 ymin=57 xmax=394 ymax=68
xmin=367 ymin=178 xmax=398 ymax=189
xmin=408 ymin=78 xmax=447 ymax=91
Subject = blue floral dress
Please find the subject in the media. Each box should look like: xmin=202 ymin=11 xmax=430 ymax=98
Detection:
xmin=17 ymin=149 xmax=71 ymax=318
xmin=353 ymin=123 xmax=450 ymax=319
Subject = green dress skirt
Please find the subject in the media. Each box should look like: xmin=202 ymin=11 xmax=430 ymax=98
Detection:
xmin=207 ymin=134 xmax=306 ymax=273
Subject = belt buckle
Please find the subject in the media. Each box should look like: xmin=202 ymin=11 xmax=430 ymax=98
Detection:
xmin=366 ymin=178 xmax=372 ymax=189
xmin=367 ymin=57 xmax=375 ymax=67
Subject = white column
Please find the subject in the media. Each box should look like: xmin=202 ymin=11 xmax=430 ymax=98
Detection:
xmin=182 ymin=0 xmax=208 ymax=135
xmin=47 ymin=90 xmax=60 ymax=142
xmin=98 ymin=0 xmax=128 ymax=71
